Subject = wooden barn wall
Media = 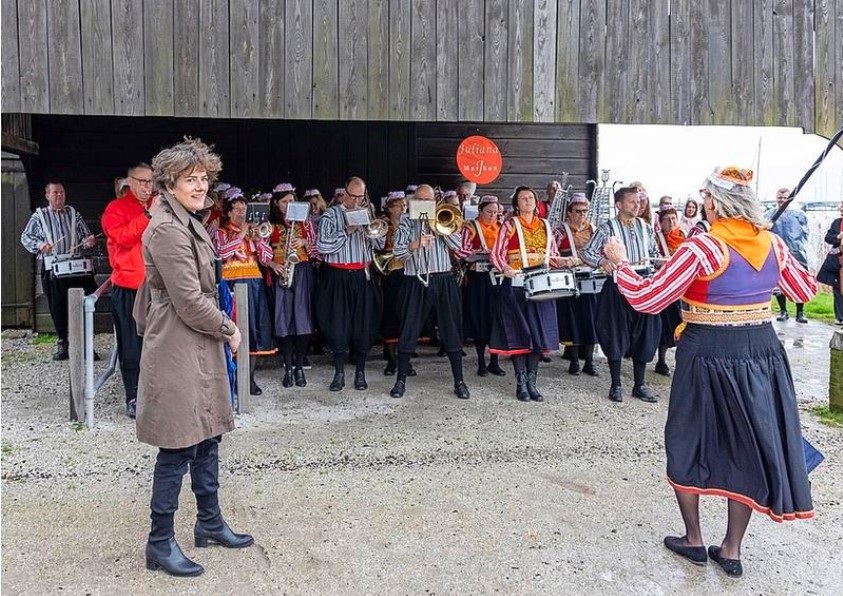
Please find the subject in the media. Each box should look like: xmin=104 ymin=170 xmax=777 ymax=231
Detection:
xmin=2 ymin=0 xmax=840 ymax=141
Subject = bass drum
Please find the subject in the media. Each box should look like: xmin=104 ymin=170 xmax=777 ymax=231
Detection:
xmin=523 ymin=268 xmax=578 ymax=301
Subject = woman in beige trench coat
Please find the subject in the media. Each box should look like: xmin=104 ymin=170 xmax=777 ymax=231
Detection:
xmin=134 ymin=138 xmax=253 ymax=577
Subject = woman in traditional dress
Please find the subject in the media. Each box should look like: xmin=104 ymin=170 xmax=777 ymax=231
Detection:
xmin=603 ymin=166 xmax=817 ymax=577
xmin=460 ymin=195 xmax=505 ymax=377
xmin=653 ymin=206 xmax=686 ymax=376
xmin=268 ymin=184 xmax=319 ymax=388
xmin=553 ymin=193 xmax=599 ymax=376
xmin=490 ymin=186 xmax=574 ymax=402
xmin=214 ymin=187 xmax=276 ymax=395
xmin=817 ymin=200 xmax=843 ymax=325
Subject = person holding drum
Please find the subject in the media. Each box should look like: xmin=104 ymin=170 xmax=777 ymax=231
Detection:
xmin=582 ymin=186 xmax=661 ymax=404
xmin=267 ymin=184 xmax=319 ymax=389
xmin=489 ymin=186 xmax=574 ymax=402
xmin=553 ymin=193 xmax=599 ymax=377
xmin=21 ymin=181 xmax=98 ymax=361
xmin=214 ymin=187 xmax=277 ymax=395
xmin=460 ymin=195 xmax=506 ymax=378
xmin=653 ymin=205 xmax=686 ymax=376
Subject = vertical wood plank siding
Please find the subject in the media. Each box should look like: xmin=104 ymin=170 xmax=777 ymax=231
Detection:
xmin=2 ymin=1 xmax=840 ymax=141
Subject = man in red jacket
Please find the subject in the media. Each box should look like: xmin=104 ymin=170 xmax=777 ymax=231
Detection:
xmin=102 ymin=163 xmax=157 ymax=418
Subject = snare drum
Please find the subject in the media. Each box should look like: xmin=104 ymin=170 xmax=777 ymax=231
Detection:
xmin=523 ymin=268 xmax=578 ymax=301
xmin=574 ymin=267 xmax=608 ymax=294
xmin=52 ymin=255 xmax=94 ymax=278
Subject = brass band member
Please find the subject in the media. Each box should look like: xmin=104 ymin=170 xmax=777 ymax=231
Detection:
xmin=390 ymin=184 xmax=469 ymax=399
xmin=213 ymin=187 xmax=277 ymax=395
xmin=654 ymin=206 xmax=686 ymax=376
xmin=268 ymin=184 xmax=319 ymax=388
xmin=316 ymin=176 xmax=384 ymax=391
xmin=553 ymin=193 xmax=599 ymax=376
xmin=490 ymin=186 xmax=572 ymax=402
xmin=582 ymin=186 xmax=661 ymax=404
xmin=459 ymin=195 xmax=506 ymax=377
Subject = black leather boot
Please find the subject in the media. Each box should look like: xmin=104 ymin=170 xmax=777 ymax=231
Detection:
xmin=526 ymin=370 xmax=543 ymax=402
xmin=282 ymin=368 xmax=294 ymax=388
xmin=293 ymin=367 xmax=306 ymax=387
xmin=146 ymin=537 xmax=204 ymax=577
xmin=194 ymin=520 xmax=254 ymax=549
xmin=515 ymin=371 xmax=530 ymax=402
xmin=354 ymin=369 xmax=368 ymax=390
xmin=329 ymin=370 xmax=345 ymax=391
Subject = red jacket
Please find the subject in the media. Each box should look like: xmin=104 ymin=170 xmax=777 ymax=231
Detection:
xmin=101 ymin=190 xmax=151 ymax=289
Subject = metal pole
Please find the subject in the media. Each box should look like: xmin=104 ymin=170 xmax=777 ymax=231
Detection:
xmin=67 ymin=288 xmax=84 ymax=421
xmin=84 ymin=294 xmax=96 ymax=428
xmin=234 ymin=282 xmax=250 ymax=414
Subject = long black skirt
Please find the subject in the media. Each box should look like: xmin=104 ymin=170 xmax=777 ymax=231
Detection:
xmin=464 ymin=270 xmax=498 ymax=342
xmin=556 ymin=293 xmax=598 ymax=346
xmin=274 ymin=260 xmax=315 ymax=337
xmin=381 ymin=269 xmax=405 ymax=342
xmin=490 ymin=278 xmax=558 ymax=355
xmin=659 ymin=301 xmax=683 ymax=348
xmin=316 ymin=265 xmax=382 ymax=355
xmin=595 ymin=279 xmax=660 ymax=361
xmin=227 ymin=277 xmax=276 ymax=355
xmin=665 ymin=323 xmax=813 ymax=523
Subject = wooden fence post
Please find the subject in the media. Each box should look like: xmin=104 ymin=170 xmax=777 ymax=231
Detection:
xmin=67 ymin=288 xmax=85 ymax=421
xmin=234 ymin=283 xmax=250 ymax=414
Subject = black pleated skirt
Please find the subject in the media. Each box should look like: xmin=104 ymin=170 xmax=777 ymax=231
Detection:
xmin=665 ymin=323 xmax=814 ymax=522
xmin=556 ymin=293 xmax=598 ymax=346
xmin=490 ymin=278 xmax=559 ymax=355
xmin=316 ymin=265 xmax=382 ymax=354
xmin=659 ymin=301 xmax=683 ymax=348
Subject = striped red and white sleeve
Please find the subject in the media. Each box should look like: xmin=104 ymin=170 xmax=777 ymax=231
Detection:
xmin=457 ymin=224 xmax=476 ymax=259
xmin=214 ymin=228 xmax=243 ymax=261
xmin=255 ymin=238 xmax=273 ymax=265
xmin=304 ymin=220 xmax=321 ymax=260
xmin=614 ymin=235 xmax=725 ymax=314
xmin=490 ymin=220 xmax=515 ymax=272
xmin=772 ymin=234 xmax=817 ymax=303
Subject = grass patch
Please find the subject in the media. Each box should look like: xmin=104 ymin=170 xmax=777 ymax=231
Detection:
xmin=811 ymin=405 xmax=843 ymax=428
xmin=32 ymin=333 xmax=58 ymax=345
xmin=71 ymin=422 xmax=88 ymax=432
xmin=1 ymin=441 xmax=12 ymax=456
xmin=772 ymin=292 xmax=837 ymax=324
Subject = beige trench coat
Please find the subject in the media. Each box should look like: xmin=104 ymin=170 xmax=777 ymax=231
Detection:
xmin=133 ymin=193 xmax=237 ymax=449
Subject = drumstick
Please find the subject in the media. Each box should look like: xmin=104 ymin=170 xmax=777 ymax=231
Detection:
xmin=46 ymin=235 xmax=66 ymax=253
xmin=67 ymin=232 xmax=102 ymax=253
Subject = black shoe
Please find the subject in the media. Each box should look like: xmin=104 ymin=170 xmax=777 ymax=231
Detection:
xmin=663 ymin=536 xmax=707 ymax=566
xmin=146 ymin=537 xmax=204 ymax=577
xmin=282 ymin=369 xmax=294 ymax=388
xmin=582 ymin=362 xmax=598 ymax=376
xmin=390 ymin=379 xmax=406 ymax=398
xmin=632 ymin=385 xmax=658 ymax=403
xmin=608 ymin=385 xmax=623 ymax=402
xmin=126 ymin=400 xmax=137 ymax=419
xmin=776 ymin=310 xmax=789 ymax=322
xmin=540 ymin=354 xmax=551 ymax=363
xmin=568 ymin=359 xmax=581 ymax=376
xmin=526 ymin=371 xmax=543 ymax=402
xmin=194 ymin=520 xmax=254 ymax=549
xmin=302 ymin=356 xmax=312 ymax=370
xmin=293 ymin=367 xmax=307 ymax=387
xmin=93 ymin=351 xmax=102 ymax=361
xmin=515 ymin=371 xmax=530 ymax=402
xmin=250 ymin=380 xmax=262 ymax=395
xmin=53 ymin=341 xmax=69 ymax=361
xmin=384 ymin=362 xmax=396 ymax=376
xmin=407 ymin=365 xmax=417 ymax=377
xmin=436 ymin=347 xmax=447 ymax=357
xmin=329 ymin=372 xmax=345 ymax=392
xmin=795 ymin=313 xmax=808 ymax=324
xmin=454 ymin=381 xmax=470 ymax=399
xmin=486 ymin=362 xmax=506 ymax=376
xmin=654 ymin=362 xmax=671 ymax=377
xmin=477 ymin=364 xmax=489 ymax=377
xmin=354 ymin=370 xmax=368 ymax=390
xmin=708 ymin=545 xmax=743 ymax=577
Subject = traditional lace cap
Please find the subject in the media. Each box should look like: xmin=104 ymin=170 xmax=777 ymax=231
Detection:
xmin=707 ymin=166 xmax=754 ymax=190
xmin=569 ymin=192 xmax=588 ymax=204
xmin=223 ymin=186 xmax=244 ymax=201
xmin=214 ymin=182 xmax=231 ymax=193
xmin=478 ymin=195 xmax=499 ymax=208
xmin=273 ymin=182 xmax=295 ymax=194
xmin=303 ymin=188 xmax=321 ymax=198
xmin=334 ymin=188 xmax=345 ymax=196
xmin=386 ymin=191 xmax=406 ymax=204
xmin=443 ymin=190 xmax=457 ymax=198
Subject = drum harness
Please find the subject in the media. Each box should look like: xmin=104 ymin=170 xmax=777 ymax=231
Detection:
xmin=36 ymin=206 xmax=79 ymax=271
xmin=511 ymin=217 xmax=553 ymax=287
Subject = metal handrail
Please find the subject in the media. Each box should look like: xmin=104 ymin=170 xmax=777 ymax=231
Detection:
xmin=82 ymin=280 xmax=117 ymax=427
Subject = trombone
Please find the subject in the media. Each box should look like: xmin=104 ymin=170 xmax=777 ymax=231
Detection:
xmin=413 ymin=202 xmax=465 ymax=287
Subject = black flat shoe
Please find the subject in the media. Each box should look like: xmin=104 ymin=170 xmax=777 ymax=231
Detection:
xmin=663 ymin=536 xmax=707 ymax=566
xmin=293 ymin=367 xmax=307 ymax=387
xmin=515 ymin=371 xmax=530 ymax=402
xmin=329 ymin=372 xmax=345 ymax=392
xmin=126 ymin=400 xmax=137 ymax=419
xmin=568 ymin=360 xmax=581 ymax=376
xmin=608 ymin=385 xmax=623 ymax=402
xmin=194 ymin=521 xmax=254 ymax=549
xmin=486 ymin=363 xmax=506 ymax=376
xmin=776 ymin=311 xmax=789 ymax=322
xmin=282 ymin=369 xmax=294 ymax=388
xmin=407 ymin=365 xmax=417 ymax=377
xmin=250 ymin=380 xmax=263 ymax=396
xmin=632 ymin=385 xmax=658 ymax=403
xmin=390 ymin=379 xmax=405 ymax=398
xmin=526 ymin=371 xmax=543 ymax=402
xmin=454 ymin=382 xmax=470 ymax=399
xmin=654 ymin=362 xmax=671 ymax=377
xmin=354 ymin=370 xmax=368 ymax=390
xmin=540 ymin=355 xmax=551 ymax=363
xmin=708 ymin=545 xmax=743 ymax=577
xmin=146 ymin=537 xmax=204 ymax=577
xmin=384 ymin=362 xmax=396 ymax=376
xmin=582 ymin=362 xmax=598 ymax=376
xmin=477 ymin=365 xmax=489 ymax=377
xmin=795 ymin=313 xmax=808 ymax=324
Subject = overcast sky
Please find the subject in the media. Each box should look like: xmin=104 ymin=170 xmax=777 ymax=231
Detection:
xmin=598 ymin=124 xmax=843 ymax=206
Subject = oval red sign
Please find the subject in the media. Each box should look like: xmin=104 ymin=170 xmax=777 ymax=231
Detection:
xmin=456 ymin=135 xmax=502 ymax=185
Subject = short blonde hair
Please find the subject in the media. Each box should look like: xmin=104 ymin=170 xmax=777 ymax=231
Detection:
xmin=151 ymin=137 xmax=222 ymax=192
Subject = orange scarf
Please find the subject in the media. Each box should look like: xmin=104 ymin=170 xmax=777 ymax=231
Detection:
xmin=709 ymin=218 xmax=771 ymax=271
xmin=665 ymin=228 xmax=685 ymax=253
xmin=477 ymin=219 xmax=500 ymax=250
xmin=517 ymin=214 xmax=542 ymax=233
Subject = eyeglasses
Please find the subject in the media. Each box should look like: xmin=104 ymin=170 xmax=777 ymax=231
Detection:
xmin=130 ymin=176 xmax=154 ymax=186
xmin=698 ymin=189 xmax=711 ymax=200
xmin=572 ymin=209 xmax=588 ymax=214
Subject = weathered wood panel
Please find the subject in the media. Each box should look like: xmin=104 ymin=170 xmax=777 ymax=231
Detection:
xmin=545 ymin=0 xmax=568 ymax=121
xmin=368 ymin=0 xmax=389 ymax=119
xmin=814 ymin=0 xmax=837 ymax=134
xmin=506 ymin=0 xmax=533 ymax=122
xmin=410 ymin=0 xmax=436 ymax=120
xmin=435 ymin=0 xmax=459 ymax=121
xmin=80 ymin=0 xmax=114 ymax=115
xmin=2 ymin=0 xmax=21 ymax=112
xmin=652 ymin=0 xmax=671 ymax=124
xmin=144 ymin=0 xmax=175 ymax=116
xmin=230 ymin=0 xmax=260 ymax=117
xmin=791 ymin=0 xmax=814 ymax=132
xmin=17 ymin=0 xmax=50 ymax=113
xmin=705 ymin=0 xmax=733 ymax=125
xmin=259 ymin=0 xmax=285 ymax=118
xmin=174 ymin=0 xmax=200 ymax=116
xmin=772 ymin=0 xmax=796 ymax=127
xmin=199 ymin=0 xmax=230 ymax=118
xmin=731 ymin=0 xmax=755 ymax=126
xmin=670 ymin=0 xmax=692 ymax=125
xmin=578 ymin=0 xmax=605 ymax=122
xmin=312 ymin=0 xmax=337 ymax=118
xmin=689 ymin=1 xmax=710 ymax=125
xmin=753 ymin=0 xmax=776 ymax=124
xmin=483 ymin=0 xmax=508 ymax=122
xmin=111 ymin=0 xmax=144 ymax=115
xmin=46 ymin=0 xmax=83 ymax=114
xmin=458 ymin=0 xmax=484 ymax=121
xmin=285 ymin=0 xmax=312 ymax=119
xmin=388 ymin=0 xmax=411 ymax=121
xmin=339 ymin=0 xmax=367 ymax=119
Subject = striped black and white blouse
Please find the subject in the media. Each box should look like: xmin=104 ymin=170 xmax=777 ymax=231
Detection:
xmin=316 ymin=205 xmax=385 ymax=264
xmin=392 ymin=213 xmax=461 ymax=276
xmin=20 ymin=206 xmax=92 ymax=260
xmin=581 ymin=216 xmax=659 ymax=268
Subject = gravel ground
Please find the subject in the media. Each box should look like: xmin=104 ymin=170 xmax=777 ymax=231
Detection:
xmin=2 ymin=324 xmax=842 ymax=596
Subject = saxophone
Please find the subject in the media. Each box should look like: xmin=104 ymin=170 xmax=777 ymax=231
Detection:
xmin=279 ymin=222 xmax=300 ymax=289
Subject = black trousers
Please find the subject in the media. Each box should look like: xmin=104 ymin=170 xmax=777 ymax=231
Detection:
xmin=40 ymin=268 xmax=97 ymax=342
xmin=149 ymin=437 xmax=222 ymax=542
xmin=111 ymin=285 xmax=143 ymax=405
xmin=398 ymin=273 xmax=463 ymax=355
xmin=595 ymin=279 xmax=661 ymax=362
xmin=835 ymin=288 xmax=843 ymax=321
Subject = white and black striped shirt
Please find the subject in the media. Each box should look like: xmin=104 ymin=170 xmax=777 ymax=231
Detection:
xmin=20 ymin=206 xmax=92 ymax=259
xmin=316 ymin=205 xmax=385 ymax=264
xmin=393 ymin=214 xmax=461 ymax=276
xmin=582 ymin=216 xmax=659 ymax=268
